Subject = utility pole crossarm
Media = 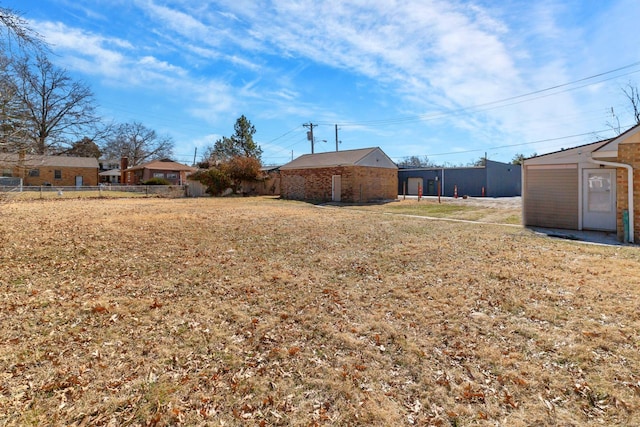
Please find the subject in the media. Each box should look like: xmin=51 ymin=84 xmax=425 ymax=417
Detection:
xmin=303 ymin=122 xmax=316 ymax=154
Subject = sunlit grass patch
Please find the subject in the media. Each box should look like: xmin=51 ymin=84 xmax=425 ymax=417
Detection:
xmin=383 ymin=201 xmax=479 ymax=216
xmin=342 ymin=198 xmax=521 ymax=224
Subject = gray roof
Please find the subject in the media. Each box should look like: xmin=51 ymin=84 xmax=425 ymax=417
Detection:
xmin=280 ymin=147 xmax=397 ymax=170
xmin=0 ymin=153 xmax=99 ymax=168
xmin=124 ymin=159 xmax=196 ymax=172
xmin=99 ymin=169 xmax=121 ymax=177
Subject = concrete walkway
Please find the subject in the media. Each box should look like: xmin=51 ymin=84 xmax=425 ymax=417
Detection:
xmin=529 ymin=227 xmax=632 ymax=247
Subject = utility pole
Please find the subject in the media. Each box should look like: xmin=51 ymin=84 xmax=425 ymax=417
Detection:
xmin=303 ymin=122 xmax=316 ymax=154
xmin=335 ymin=124 xmax=339 ymax=151
xmin=193 ymin=147 xmax=197 ymax=166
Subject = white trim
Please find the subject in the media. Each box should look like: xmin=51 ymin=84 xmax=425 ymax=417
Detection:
xmin=588 ymin=158 xmax=634 ymax=243
xmin=592 ymin=150 xmax=618 ymax=158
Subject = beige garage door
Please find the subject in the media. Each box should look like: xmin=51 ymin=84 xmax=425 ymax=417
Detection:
xmin=524 ymin=165 xmax=578 ymax=229
xmin=407 ymin=177 xmax=423 ymax=195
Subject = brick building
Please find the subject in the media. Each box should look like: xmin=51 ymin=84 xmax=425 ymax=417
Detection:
xmin=0 ymin=153 xmax=99 ymax=186
xmin=280 ymin=147 xmax=398 ymax=203
xmin=523 ymin=123 xmax=640 ymax=243
xmin=121 ymin=159 xmax=196 ymax=185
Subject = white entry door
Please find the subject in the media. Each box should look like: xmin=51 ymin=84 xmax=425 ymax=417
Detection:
xmin=332 ymin=175 xmax=341 ymax=202
xmin=75 ymin=176 xmax=83 ymax=188
xmin=582 ymin=169 xmax=616 ymax=231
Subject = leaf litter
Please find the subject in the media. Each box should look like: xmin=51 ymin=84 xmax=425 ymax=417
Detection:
xmin=0 ymin=196 xmax=639 ymax=426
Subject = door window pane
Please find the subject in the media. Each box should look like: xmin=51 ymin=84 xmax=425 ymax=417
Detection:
xmin=587 ymin=172 xmax=611 ymax=212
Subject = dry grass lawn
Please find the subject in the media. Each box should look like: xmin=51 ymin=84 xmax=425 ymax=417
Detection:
xmin=336 ymin=197 xmax=523 ymax=225
xmin=1 ymin=196 xmax=639 ymax=426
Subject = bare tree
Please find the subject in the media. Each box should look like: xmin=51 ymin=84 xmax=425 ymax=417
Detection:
xmin=622 ymin=82 xmax=640 ymax=125
xmin=101 ymin=122 xmax=174 ymax=166
xmin=0 ymin=55 xmax=28 ymax=152
xmin=0 ymin=6 xmax=46 ymax=153
xmin=0 ymin=6 xmax=45 ymax=53
xmin=15 ymin=55 xmax=99 ymax=154
xmin=605 ymin=107 xmax=622 ymax=135
xmin=397 ymin=155 xmax=437 ymax=168
xmin=606 ymin=83 xmax=640 ymax=136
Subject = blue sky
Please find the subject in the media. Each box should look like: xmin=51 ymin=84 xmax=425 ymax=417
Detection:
xmin=6 ymin=0 xmax=640 ymax=166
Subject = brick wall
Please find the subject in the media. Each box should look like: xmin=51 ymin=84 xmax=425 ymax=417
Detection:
xmin=617 ymin=143 xmax=640 ymax=242
xmin=281 ymin=166 xmax=397 ymax=202
xmin=19 ymin=166 xmax=98 ymax=186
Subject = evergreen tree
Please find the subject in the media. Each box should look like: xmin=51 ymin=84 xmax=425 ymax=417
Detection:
xmin=210 ymin=115 xmax=262 ymax=162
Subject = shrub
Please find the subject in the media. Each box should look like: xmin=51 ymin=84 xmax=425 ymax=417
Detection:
xmin=190 ymin=168 xmax=232 ymax=196
xmin=143 ymin=177 xmax=171 ymax=185
xmin=220 ymin=156 xmax=262 ymax=183
xmin=191 ymin=156 xmax=262 ymax=196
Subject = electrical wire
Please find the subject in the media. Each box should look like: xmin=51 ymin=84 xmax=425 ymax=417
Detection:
xmin=313 ymin=61 xmax=640 ymax=128
xmin=394 ymin=125 xmax=634 ymax=162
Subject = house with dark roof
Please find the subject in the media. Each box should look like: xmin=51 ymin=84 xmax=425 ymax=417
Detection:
xmin=279 ymin=147 xmax=398 ymax=202
xmin=523 ymin=122 xmax=640 ymax=243
xmin=122 ymin=159 xmax=197 ymax=185
xmin=0 ymin=153 xmax=99 ymax=186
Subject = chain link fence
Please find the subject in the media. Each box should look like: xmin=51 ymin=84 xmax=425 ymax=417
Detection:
xmin=0 ymin=183 xmax=189 ymax=200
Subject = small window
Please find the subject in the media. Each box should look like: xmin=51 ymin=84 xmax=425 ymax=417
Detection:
xmin=54 ymin=170 xmax=62 ymax=179
xmin=167 ymin=173 xmax=178 ymax=179
xmin=29 ymin=169 xmax=40 ymax=177
xmin=153 ymin=172 xmax=165 ymax=178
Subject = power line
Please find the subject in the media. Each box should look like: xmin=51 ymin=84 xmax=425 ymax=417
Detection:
xmin=316 ymin=61 xmax=640 ymax=128
xmin=399 ymin=125 xmax=633 ymax=161
xmin=263 ymin=125 xmax=302 ymax=144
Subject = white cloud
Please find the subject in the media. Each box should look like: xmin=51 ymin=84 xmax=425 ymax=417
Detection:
xmin=191 ymin=133 xmax=221 ymax=149
xmin=138 ymin=55 xmax=187 ymax=76
xmin=186 ymin=79 xmax=238 ymax=122
xmin=26 ymin=0 xmax=639 ymax=162
xmin=37 ymin=21 xmax=131 ymax=79
xmin=137 ymin=0 xmax=211 ymax=41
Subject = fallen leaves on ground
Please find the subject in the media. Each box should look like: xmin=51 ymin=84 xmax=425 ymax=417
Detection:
xmin=0 ymin=196 xmax=639 ymax=426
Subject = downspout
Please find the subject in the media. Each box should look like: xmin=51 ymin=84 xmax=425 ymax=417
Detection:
xmin=588 ymin=158 xmax=634 ymax=243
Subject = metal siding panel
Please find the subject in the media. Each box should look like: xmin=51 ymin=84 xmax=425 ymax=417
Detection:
xmin=486 ymin=162 xmax=522 ymax=197
xmin=398 ymin=170 xmax=440 ymax=195
xmin=524 ymin=168 xmax=578 ymax=229
xmin=444 ymin=169 xmax=485 ymax=197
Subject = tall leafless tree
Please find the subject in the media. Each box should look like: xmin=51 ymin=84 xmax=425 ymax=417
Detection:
xmin=100 ymin=122 xmax=174 ymax=166
xmin=0 ymin=6 xmax=46 ymax=153
xmin=0 ymin=6 xmax=45 ymax=53
xmin=605 ymin=83 xmax=640 ymax=136
xmin=16 ymin=54 xmax=99 ymax=154
xmin=622 ymin=82 xmax=640 ymax=125
xmin=0 ymin=55 xmax=28 ymax=152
